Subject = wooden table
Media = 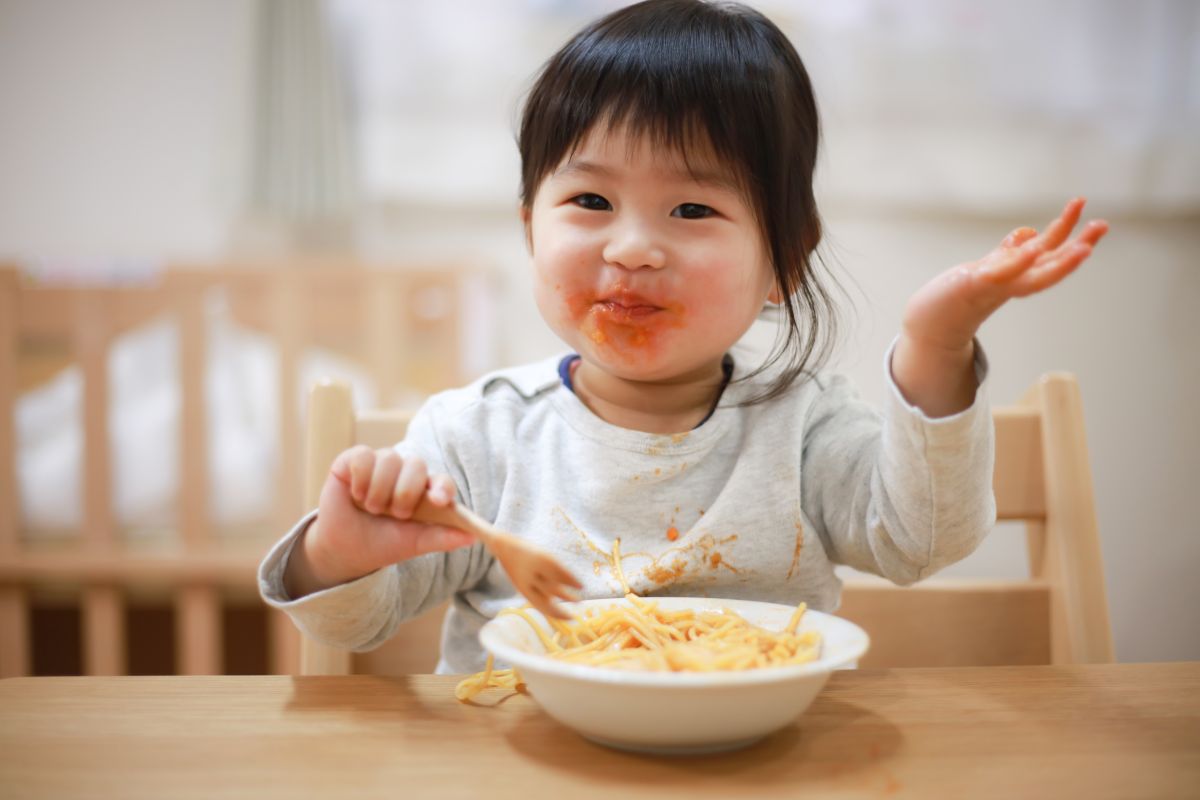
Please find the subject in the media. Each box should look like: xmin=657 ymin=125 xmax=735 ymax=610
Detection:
xmin=2 ymin=663 xmax=1197 ymax=799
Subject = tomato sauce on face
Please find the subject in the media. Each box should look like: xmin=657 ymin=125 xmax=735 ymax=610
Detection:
xmin=563 ymin=287 xmax=685 ymax=363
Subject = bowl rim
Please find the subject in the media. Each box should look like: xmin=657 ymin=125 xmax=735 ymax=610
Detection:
xmin=478 ymin=596 xmax=871 ymax=688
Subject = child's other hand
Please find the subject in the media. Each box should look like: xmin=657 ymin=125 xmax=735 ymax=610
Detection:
xmin=901 ymin=197 xmax=1109 ymax=353
xmin=890 ymin=197 xmax=1108 ymax=417
xmin=284 ymin=446 xmax=475 ymax=597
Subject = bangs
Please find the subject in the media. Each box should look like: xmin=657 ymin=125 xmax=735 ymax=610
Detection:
xmin=519 ymin=0 xmax=797 ymax=210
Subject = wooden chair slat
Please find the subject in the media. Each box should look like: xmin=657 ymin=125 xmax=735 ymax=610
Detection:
xmin=0 ymin=587 xmax=31 ymax=678
xmin=993 ymin=408 xmax=1046 ymax=520
xmin=176 ymin=585 xmax=222 ymax=675
xmin=1032 ymin=375 xmax=1114 ymax=663
xmin=299 ymin=381 xmax=354 ymax=676
xmin=355 ymin=410 xmax=414 ymax=451
xmin=272 ymin=274 xmax=303 ymax=529
xmin=76 ymin=297 xmax=115 ymax=550
xmin=268 ymin=609 xmax=301 ymax=675
xmin=0 ymin=546 xmax=270 ymax=584
xmin=82 ymin=585 xmax=125 ymax=676
xmin=1025 ymin=520 xmax=1047 ymax=579
xmin=837 ymin=579 xmax=1052 ymax=668
xmin=0 ymin=269 xmax=18 ymax=556
xmin=353 ymin=605 xmax=445 ymax=676
xmin=18 ymin=286 xmax=166 ymax=338
xmin=174 ymin=275 xmax=211 ymax=551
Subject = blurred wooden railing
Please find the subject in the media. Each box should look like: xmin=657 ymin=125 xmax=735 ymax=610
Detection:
xmin=0 ymin=263 xmax=478 ymax=677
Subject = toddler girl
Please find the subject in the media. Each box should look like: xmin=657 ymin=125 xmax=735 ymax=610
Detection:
xmin=260 ymin=0 xmax=1107 ymax=673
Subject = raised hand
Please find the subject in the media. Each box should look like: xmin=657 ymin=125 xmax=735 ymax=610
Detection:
xmin=892 ymin=197 xmax=1109 ymax=417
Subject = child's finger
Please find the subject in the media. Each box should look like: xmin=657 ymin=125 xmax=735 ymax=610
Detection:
xmin=1024 ymin=218 xmax=1107 ymax=277
xmin=1009 ymin=243 xmax=1091 ymax=298
xmin=550 ymin=582 xmax=582 ymax=603
xmin=1031 ymin=197 xmax=1085 ymax=253
xmin=1074 ymin=219 xmax=1109 ymax=248
xmin=363 ymin=450 xmax=403 ymax=514
xmin=550 ymin=561 xmax=584 ymax=590
xmin=538 ymin=594 xmax=574 ymax=621
xmin=1001 ymin=226 xmax=1038 ymax=249
xmin=976 ymin=240 xmax=1040 ymax=284
xmin=405 ymin=524 xmax=475 ymax=556
xmin=342 ymin=446 xmax=377 ymax=504
xmin=427 ymin=474 xmax=457 ymax=507
xmin=389 ymin=456 xmax=430 ymax=520
xmin=330 ymin=445 xmax=368 ymax=485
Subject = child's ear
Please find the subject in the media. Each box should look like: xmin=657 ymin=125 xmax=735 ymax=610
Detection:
xmin=767 ymin=285 xmax=782 ymax=304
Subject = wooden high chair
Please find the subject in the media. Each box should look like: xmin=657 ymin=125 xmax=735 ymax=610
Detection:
xmin=297 ymin=373 xmax=1114 ymax=675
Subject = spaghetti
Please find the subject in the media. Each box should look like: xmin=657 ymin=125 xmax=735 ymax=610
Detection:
xmin=455 ymin=538 xmax=821 ymax=702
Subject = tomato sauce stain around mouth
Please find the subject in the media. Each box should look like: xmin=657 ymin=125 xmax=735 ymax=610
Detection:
xmin=563 ymin=288 xmax=685 ymax=357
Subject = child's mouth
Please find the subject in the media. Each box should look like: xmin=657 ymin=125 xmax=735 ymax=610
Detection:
xmin=591 ymin=288 xmax=668 ymax=323
xmin=593 ymin=300 xmax=663 ymax=322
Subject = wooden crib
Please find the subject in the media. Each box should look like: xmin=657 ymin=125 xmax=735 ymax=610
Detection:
xmin=0 ymin=263 xmax=484 ymax=677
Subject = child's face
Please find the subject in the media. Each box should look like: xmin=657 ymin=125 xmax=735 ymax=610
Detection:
xmin=525 ymin=124 xmax=776 ymax=383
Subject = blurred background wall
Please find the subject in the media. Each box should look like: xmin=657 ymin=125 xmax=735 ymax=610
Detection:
xmin=1 ymin=0 xmax=1196 ymax=663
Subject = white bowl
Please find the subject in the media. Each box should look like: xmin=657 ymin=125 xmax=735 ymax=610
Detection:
xmin=478 ymin=596 xmax=870 ymax=755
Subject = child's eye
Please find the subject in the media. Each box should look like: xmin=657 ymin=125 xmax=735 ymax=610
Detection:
xmin=672 ymin=203 xmax=715 ymax=220
xmin=572 ymin=193 xmax=612 ymax=211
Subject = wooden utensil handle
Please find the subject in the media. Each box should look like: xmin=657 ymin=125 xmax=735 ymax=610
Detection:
xmin=411 ymin=496 xmax=495 ymax=545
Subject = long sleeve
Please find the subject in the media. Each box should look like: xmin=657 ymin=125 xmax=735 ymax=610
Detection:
xmin=800 ymin=339 xmax=996 ymax=585
xmin=256 ymin=399 xmax=494 ymax=652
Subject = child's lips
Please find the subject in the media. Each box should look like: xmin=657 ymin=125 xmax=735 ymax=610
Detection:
xmin=593 ymin=299 xmax=663 ymax=321
xmin=591 ymin=289 xmax=669 ymax=321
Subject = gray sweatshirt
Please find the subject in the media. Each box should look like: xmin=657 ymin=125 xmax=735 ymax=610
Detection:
xmin=259 ymin=342 xmax=995 ymax=674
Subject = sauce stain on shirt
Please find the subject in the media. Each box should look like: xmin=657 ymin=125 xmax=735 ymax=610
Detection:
xmin=554 ymin=507 xmax=623 ymax=591
xmin=553 ymin=507 xmax=747 ymax=594
xmin=786 ymin=520 xmax=805 ymax=580
xmin=645 ymin=431 xmax=692 ymax=456
xmin=637 ymin=532 xmax=741 ymax=587
xmin=630 ymin=462 xmax=689 ymax=483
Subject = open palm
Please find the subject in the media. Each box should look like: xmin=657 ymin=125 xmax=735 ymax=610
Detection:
xmin=902 ymin=197 xmax=1110 ymax=352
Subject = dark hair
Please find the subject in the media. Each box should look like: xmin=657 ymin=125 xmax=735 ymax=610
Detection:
xmin=518 ymin=0 xmax=841 ymax=401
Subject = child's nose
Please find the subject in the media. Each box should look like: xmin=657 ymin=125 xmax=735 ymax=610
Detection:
xmin=602 ymin=219 xmax=667 ymax=271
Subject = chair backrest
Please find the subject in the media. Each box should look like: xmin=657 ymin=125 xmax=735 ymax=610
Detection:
xmin=298 ymin=372 xmax=1114 ymax=675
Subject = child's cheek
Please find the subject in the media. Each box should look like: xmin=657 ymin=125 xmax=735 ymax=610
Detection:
xmin=690 ymin=279 xmax=742 ymax=321
xmin=686 ymin=255 xmax=771 ymax=319
xmin=539 ymin=265 xmax=590 ymax=330
xmin=560 ymin=284 xmax=591 ymax=321
xmin=532 ymin=242 xmax=581 ymax=322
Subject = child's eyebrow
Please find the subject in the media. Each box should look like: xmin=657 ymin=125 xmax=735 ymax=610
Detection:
xmin=555 ymin=159 xmax=740 ymax=193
